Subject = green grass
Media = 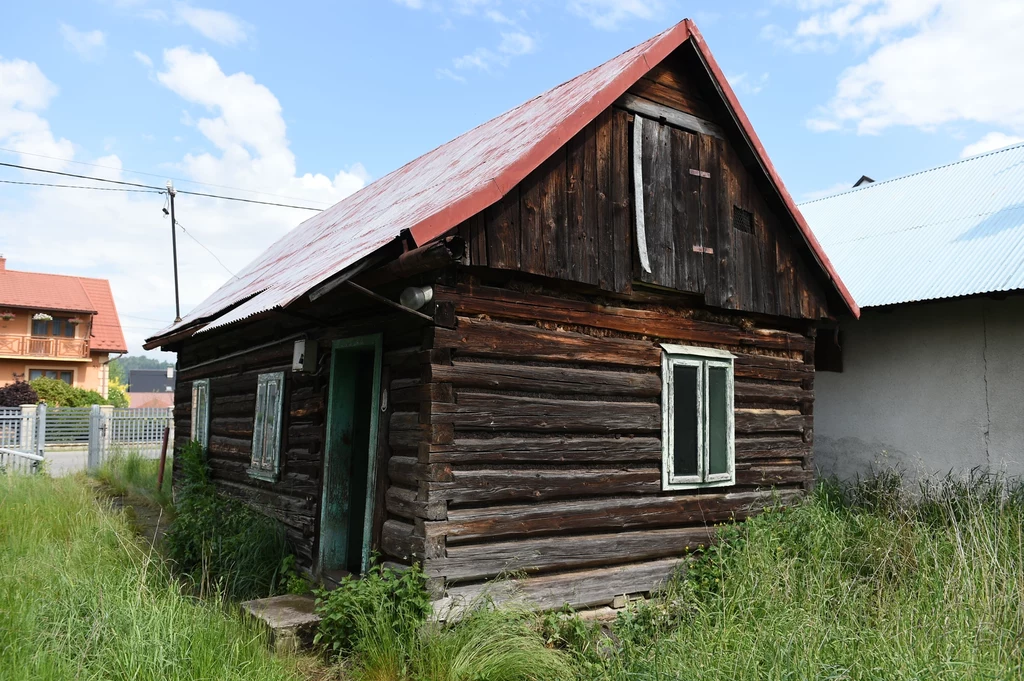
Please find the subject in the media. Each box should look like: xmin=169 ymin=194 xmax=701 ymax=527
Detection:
xmin=571 ymin=471 xmax=1024 ymax=681
xmin=95 ymin=448 xmax=174 ymax=510
xmin=0 ymin=472 xmax=301 ymax=681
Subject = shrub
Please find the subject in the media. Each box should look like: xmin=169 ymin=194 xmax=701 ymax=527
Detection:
xmin=314 ymin=561 xmax=431 ymax=658
xmin=164 ymin=441 xmax=290 ymax=601
xmin=0 ymin=380 xmax=37 ymax=407
xmin=106 ymin=377 xmax=129 ymax=408
xmin=31 ymin=377 xmax=107 ymax=407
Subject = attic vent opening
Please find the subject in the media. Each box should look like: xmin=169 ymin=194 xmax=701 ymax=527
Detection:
xmin=732 ymin=206 xmax=754 ymax=234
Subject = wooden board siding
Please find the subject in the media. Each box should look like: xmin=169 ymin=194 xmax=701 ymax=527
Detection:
xmin=458 ymin=109 xmax=634 ymax=295
xmin=453 ymin=53 xmax=831 ymax=320
xmin=407 ymin=281 xmax=814 ymax=608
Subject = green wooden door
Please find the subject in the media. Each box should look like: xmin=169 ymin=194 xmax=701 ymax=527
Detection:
xmin=319 ymin=335 xmax=382 ymax=576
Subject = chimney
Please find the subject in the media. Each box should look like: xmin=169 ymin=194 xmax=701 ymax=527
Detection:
xmin=0 ymin=255 xmax=6 ymax=272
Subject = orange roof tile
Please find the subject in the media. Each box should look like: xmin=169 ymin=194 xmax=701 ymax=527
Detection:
xmin=0 ymin=262 xmax=128 ymax=354
xmin=78 ymin=277 xmax=128 ymax=353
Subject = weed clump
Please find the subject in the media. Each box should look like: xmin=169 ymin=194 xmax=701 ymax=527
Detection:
xmin=164 ymin=441 xmax=290 ymax=601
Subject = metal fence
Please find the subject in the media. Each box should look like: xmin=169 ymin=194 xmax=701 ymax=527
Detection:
xmin=0 ymin=404 xmax=174 ymax=474
xmin=0 ymin=405 xmax=45 ymax=473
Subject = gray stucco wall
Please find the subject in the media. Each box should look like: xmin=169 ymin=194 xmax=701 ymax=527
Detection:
xmin=815 ymin=296 xmax=1024 ymax=481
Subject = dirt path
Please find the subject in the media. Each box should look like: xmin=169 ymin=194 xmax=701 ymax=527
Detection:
xmin=89 ymin=479 xmax=171 ymax=550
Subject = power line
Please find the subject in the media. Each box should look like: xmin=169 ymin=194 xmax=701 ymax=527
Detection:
xmin=0 ymin=146 xmax=333 ymax=207
xmin=0 ymin=178 xmax=162 ymax=194
xmin=0 ymin=161 xmax=326 ymax=211
xmin=173 ymin=218 xmax=240 ymax=280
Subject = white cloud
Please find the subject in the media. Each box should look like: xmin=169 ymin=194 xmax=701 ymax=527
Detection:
xmin=452 ymin=30 xmax=537 ymax=72
xmin=436 ymin=67 xmax=467 ymax=83
xmin=728 ymin=72 xmax=769 ymax=96
xmin=0 ymin=58 xmax=74 ymax=167
xmin=133 ymin=50 xmax=153 ymax=67
xmin=393 ymin=0 xmax=424 ymax=7
xmin=961 ymin=132 xmax=1024 ymax=158
xmin=59 ymin=24 xmax=106 ymax=60
xmin=498 ymin=31 xmax=535 ymax=56
xmin=567 ymin=0 xmax=663 ymax=30
xmin=0 ymin=52 xmax=367 ymax=356
xmin=782 ymin=1 xmax=1024 ymax=136
xmin=173 ymin=3 xmax=250 ymax=46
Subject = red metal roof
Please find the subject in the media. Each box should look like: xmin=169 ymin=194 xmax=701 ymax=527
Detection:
xmin=147 ymin=19 xmax=856 ymax=348
xmin=0 ymin=262 xmax=128 ymax=354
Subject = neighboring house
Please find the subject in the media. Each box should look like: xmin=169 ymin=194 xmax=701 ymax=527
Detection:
xmin=146 ymin=20 xmax=857 ymax=611
xmin=0 ymin=257 xmax=128 ymax=397
xmin=129 ymin=368 xmax=175 ymax=393
xmin=802 ymin=144 xmax=1024 ymax=480
xmin=129 ymin=392 xmax=174 ymax=409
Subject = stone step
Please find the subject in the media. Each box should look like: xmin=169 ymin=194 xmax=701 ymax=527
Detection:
xmin=240 ymin=594 xmax=320 ymax=653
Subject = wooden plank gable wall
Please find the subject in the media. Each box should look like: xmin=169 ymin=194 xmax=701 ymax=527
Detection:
xmin=455 ymin=46 xmax=830 ymax=320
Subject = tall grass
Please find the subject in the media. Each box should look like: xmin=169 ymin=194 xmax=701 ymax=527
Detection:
xmin=0 ymin=473 xmax=300 ymax=681
xmin=581 ymin=471 xmax=1024 ymax=680
xmin=95 ymin=448 xmax=174 ymax=509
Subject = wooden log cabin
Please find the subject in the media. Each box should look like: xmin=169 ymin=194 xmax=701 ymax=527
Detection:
xmin=145 ymin=19 xmax=858 ymax=611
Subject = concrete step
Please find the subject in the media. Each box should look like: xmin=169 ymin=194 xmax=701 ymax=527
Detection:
xmin=240 ymin=594 xmax=320 ymax=653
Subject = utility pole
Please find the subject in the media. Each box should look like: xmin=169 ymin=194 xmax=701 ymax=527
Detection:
xmin=167 ymin=181 xmax=182 ymax=322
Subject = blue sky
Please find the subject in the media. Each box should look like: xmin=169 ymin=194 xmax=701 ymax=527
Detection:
xmin=1 ymin=0 xmax=1021 ymax=356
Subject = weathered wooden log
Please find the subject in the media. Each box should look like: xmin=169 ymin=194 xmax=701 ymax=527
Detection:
xmin=430 ymin=393 xmax=660 ymax=434
xmin=429 ymin=525 xmax=715 ymax=581
xmin=426 ymin=361 xmax=660 ymax=398
xmin=421 ymin=436 xmax=661 ymax=464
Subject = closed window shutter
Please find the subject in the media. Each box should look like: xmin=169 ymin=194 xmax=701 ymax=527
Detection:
xmin=191 ymin=380 xmax=210 ymax=447
xmin=250 ymin=372 xmax=284 ymax=479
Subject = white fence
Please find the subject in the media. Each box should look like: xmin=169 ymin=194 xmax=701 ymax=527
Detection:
xmin=0 ymin=404 xmax=174 ymax=474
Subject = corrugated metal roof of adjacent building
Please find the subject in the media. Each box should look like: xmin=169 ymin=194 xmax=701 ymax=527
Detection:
xmin=800 ymin=143 xmax=1024 ymax=309
xmin=145 ymin=18 xmax=858 ymax=349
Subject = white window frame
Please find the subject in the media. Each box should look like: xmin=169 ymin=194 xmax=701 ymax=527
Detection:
xmin=661 ymin=344 xmax=735 ymax=490
xmin=190 ymin=379 xmax=210 ymax=448
xmin=248 ymin=372 xmax=284 ymax=482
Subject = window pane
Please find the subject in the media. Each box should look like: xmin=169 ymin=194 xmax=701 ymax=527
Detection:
xmin=60 ymin=372 xmax=73 ymax=384
xmin=708 ymin=366 xmax=729 ymax=476
xmin=52 ymin=320 xmax=63 ymax=337
xmin=64 ymin=321 xmax=75 ymax=337
xmin=32 ymin=320 xmax=47 ymax=336
xmin=672 ymin=364 xmax=699 ymax=477
xmin=29 ymin=370 xmax=42 ymax=380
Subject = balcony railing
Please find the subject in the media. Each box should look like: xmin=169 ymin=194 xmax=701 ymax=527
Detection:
xmin=0 ymin=335 xmax=89 ymax=359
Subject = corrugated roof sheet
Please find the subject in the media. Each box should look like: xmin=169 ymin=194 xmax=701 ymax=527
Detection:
xmin=147 ymin=19 xmax=858 ymax=348
xmin=800 ymin=143 xmax=1024 ymax=308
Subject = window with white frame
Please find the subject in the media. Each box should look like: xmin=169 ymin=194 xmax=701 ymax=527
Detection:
xmin=190 ymin=379 xmax=210 ymax=448
xmin=249 ymin=372 xmax=284 ymax=481
xmin=661 ymin=344 xmax=735 ymax=490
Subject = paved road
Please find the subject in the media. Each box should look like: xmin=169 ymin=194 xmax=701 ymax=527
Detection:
xmin=43 ymin=449 xmax=88 ymax=476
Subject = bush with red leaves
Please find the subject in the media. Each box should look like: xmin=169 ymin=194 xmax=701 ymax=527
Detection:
xmin=0 ymin=380 xmax=39 ymax=407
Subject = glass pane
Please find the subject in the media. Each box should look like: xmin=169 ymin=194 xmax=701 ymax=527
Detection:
xmin=52 ymin=320 xmax=64 ymax=337
xmin=60 ymin=372 xmax=73 ymax=384
xmin=46 ymin=370 xmax=58 ymax=379
xmin=32 ymin=320 xmax=47 ymax=336
xmin=708 ymin=366 xmax=729 ymax=476
xmin=672 ymin=364 xmax=699 ymax=477
xmin=64 ymin=321 xmax=75 ymax=337
xmin=29 ymin=370 xmax=42 ymax=380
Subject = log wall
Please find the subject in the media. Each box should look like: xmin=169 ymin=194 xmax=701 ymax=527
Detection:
xmin=408 ymin=280 xmax=815 ymax=609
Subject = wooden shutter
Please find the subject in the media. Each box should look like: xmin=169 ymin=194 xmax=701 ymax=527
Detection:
xmin=190 ymin=379 xmax=209 ymax=447
xmin=249 ymin=372 xmax=284 ymax=481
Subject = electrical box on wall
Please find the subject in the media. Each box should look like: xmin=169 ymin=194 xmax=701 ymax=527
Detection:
xmin=292 ymin=339 xmax=317 ymax=373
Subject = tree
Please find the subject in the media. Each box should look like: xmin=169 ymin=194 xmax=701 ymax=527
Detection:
xmin=109 ymin=355 xmax=174 ymax=386
xmin=107 ymin=377 xmax=129 ymax=408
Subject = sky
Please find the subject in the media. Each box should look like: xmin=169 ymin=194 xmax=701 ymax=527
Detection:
xmin=2 ymin=0 xmax=1023 ymax=359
